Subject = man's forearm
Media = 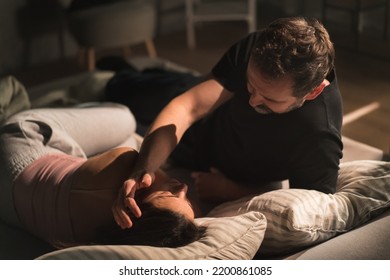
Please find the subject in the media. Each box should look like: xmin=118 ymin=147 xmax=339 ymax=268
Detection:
xmin=134 ymin=124 xmax=178 ymax=175
xmin=134 ymin=93 xmax=195 ymax=176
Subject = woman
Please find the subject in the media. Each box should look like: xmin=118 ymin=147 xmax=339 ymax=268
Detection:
xmin=0 ymin=103 xmax=204 ymax=249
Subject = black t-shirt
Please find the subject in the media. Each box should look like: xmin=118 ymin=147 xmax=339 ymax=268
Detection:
xmin=186 ymin=31 xmax=343 ymax=194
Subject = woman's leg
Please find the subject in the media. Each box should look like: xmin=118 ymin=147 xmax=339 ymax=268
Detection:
xmin=0 ymin=102 xmax=136 ymax=226
xmin=5 ymin=102 xmax=136 ymax=157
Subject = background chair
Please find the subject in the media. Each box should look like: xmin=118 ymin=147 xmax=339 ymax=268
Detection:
xmin=59 ymin=0 xmax=158 ymax=70
xmin=322 ymin=0 xmax=389 ymax=51
xmin=185 ymin=0 xmax=257 ymax=49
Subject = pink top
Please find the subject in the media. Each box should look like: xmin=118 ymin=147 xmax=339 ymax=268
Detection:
xmin=13 ymin=154 xmax=86 ymax=247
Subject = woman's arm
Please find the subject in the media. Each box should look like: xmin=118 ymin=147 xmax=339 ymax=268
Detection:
xmin=70 ymin=147 xmax=138 ymax=242
xmin=70 ymin=147 xmax=170 ymax=241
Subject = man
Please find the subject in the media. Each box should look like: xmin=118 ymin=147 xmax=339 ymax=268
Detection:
xmin=112 ymin=17 xmax=343 ymax=229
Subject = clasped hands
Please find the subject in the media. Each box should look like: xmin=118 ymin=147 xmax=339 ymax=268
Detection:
xmin=112 ymin=171 xmax=153 ymax=229
xmin=112 ymin=167 xmax=237 ymax=229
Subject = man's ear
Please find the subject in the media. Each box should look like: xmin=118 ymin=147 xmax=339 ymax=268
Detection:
xmin=304 ymin=79 xmax=330 ymax=100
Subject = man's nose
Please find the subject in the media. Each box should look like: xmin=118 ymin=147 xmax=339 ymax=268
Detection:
xmin=249 ymin=93 xmax=264 ymax=107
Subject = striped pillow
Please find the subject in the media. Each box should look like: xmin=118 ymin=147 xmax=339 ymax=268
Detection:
xmin=37 ymin=211 xmax=266 ymax=260
xmin=207 ymin=160 xmax=390 ymax=257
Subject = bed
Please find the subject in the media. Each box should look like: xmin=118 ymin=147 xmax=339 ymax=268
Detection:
xmin=1 ymin=57 xmax=389 ymax=260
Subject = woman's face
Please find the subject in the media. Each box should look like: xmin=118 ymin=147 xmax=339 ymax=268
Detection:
xmin=136 ymin=179 xmax=195 ymax=220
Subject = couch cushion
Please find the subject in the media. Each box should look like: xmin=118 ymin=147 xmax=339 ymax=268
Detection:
xmin=286 ymin=209 xmax=390 ymax=259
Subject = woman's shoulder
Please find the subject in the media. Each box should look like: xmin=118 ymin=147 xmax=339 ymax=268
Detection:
xmin=72 ymin=147 xmax=139 ymax=190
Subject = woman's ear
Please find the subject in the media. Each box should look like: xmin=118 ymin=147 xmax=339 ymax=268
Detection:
xmin=304 ymin=79 xmax=330 ymax=101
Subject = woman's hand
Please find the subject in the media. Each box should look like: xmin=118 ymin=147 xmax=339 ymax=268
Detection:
xmin=112 ymin=172 xmax=153 ymax=229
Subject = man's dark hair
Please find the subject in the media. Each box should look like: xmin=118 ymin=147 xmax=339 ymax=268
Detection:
xmin=251 ymin=17 xmax=335 ymax=98
xmin=98 ymin=202 xmax=206 ymax=248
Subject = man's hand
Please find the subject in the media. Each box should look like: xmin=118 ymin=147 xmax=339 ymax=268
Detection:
xmin=191 ymin=167 xmax=241 ymax=203
xmin=191 ymin=168 xmax=285 ymax=205
xmin=112 ymin=172 xmax=153 ymax=229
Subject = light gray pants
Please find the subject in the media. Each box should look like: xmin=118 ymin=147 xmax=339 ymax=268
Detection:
xmin=0 ymin=103 xmax=137 ymax=227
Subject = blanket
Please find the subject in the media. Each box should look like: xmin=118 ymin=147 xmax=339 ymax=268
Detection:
xmin=0 ymin=76 xmax=31 ymax=125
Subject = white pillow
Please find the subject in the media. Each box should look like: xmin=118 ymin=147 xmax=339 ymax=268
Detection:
xmin=207 ymin=160 xmax=390 ymax=257
xmin=37 ymin=211 xmax=266 ymax=260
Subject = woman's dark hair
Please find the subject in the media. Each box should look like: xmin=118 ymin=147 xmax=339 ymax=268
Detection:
xmin=97 ymin=202 xmax=206 ymax=248
xmin=251 ymin=17 xmax=335 ymax=98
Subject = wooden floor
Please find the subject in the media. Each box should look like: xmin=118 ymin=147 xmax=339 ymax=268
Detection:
xmin=12 ymin=22 xmax=390 ymax=154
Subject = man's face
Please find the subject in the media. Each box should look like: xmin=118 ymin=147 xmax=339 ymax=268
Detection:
xmin=246 ymin=62 xmax=305 ymax=114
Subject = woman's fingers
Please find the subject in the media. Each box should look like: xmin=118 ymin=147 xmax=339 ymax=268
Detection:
xmin=123 ymin=178 xmax=137 ymax=197
xmin=112 ymin=203 xmax=133 ymax=229
xmin=112 ymin=179 xmax=139 ymax=228
xmin=112 ymin=173 xmax=154 ymax=228
xmin=112 ymin=193 xmax=133 ymax=229
xmin=141 ymin=173 xmax=153 ymax=187
xmin=124 ymin=195 xmax=142 ymax=218
xmin=122 ymin=179 xmax=141 ymax=216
